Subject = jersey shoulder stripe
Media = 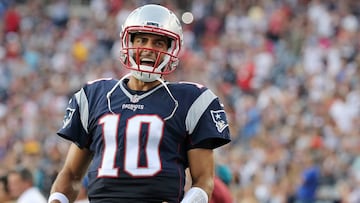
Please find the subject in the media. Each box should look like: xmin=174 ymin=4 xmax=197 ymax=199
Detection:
xmin=185 ymin=89 xmax=217 ymax=134
xmin=76 ymin=78 xmax=119 ymax=133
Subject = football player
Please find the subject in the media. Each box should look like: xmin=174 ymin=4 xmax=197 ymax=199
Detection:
xmin=48 ymin=4 xmax=231 ymax=203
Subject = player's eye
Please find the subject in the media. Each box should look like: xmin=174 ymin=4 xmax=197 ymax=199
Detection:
xmin=154 ymin=40 xmax=166 ymax=49
xmin=134 ymin=37 xmax=146 ymax=45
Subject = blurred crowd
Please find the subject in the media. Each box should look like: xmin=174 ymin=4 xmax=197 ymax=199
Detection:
xmin=0 ymin=0 xmax=359 ymax=202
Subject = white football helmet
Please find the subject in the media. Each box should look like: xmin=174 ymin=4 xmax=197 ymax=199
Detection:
xmin=120 ymin=4 xmax=184 ymax=82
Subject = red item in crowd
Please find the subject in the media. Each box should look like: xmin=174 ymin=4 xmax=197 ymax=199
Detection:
xmin=210 ymin=176 xmax=233 ymax=203
xmin=4 ymin=7 xmax=21 ymax=33
xmin=237 ymin=60 xmax=255 ymax=92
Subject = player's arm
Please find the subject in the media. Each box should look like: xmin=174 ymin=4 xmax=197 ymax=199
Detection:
xmin=181 ymin=148 xmax=214 ymax=203
xmin=48 ymin=143 xmax=93 ymax=203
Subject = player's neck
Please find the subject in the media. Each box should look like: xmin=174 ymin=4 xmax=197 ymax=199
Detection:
xmin=127 ymin=76 xmax=162 ymax=91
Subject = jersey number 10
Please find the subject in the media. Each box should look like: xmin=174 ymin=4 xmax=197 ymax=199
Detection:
xmin=97 ymin=114 xmax=163 ymax=177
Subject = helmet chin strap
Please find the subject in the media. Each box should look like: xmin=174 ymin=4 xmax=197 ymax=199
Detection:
xmin=130 ymin=65 xmax=161 ymax=82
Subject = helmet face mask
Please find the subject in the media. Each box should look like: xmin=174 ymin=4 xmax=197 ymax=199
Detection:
xmin=120 ymin=4 xmax=183 ymax=82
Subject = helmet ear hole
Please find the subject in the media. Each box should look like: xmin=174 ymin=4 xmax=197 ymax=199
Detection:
xmin=167 ymin=38 xmax=172 ymax=49
xmin=130 ymin=34 xmax=135 ymax=43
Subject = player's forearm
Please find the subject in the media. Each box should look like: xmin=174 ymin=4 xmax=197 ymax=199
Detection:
xmin=187 ymin=148 xmax=215 ymax=199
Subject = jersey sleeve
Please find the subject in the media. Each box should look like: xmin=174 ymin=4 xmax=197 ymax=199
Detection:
xmin=57 ymin=88 xmax=91 ymax=148
xmin=186 ymin=88 xmax=231 ymax=149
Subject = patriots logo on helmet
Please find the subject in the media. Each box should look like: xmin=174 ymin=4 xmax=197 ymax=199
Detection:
xmin=210 ymin=110 xmax=228 ymax=133
xmin=62 ymin=107 xmax=75 ymax=128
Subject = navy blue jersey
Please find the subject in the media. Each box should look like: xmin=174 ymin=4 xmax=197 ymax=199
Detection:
xmin=57 ymin=78 xmax=231 ymax=203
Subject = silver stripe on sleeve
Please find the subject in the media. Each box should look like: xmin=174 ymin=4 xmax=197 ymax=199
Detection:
xmin=75 ymin=88 xmax=89 ymax=133
xmin=185 ymin=89 xmax=217 ymax=134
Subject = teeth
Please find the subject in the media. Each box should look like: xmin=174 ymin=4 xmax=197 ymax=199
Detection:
xmin=141 ymin=58 xmax=155 ymax=62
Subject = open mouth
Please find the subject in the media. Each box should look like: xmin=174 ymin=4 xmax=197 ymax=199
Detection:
xmin=140 ymin=58 xmax=155 ymax=66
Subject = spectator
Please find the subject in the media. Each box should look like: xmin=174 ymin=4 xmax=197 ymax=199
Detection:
xmin=210 ymin=176 xmax=233 ymax=203
xmin=3 ymin=3 xmax=20 ymax=33
xmin=294 ymin=153 xmax=321 ymax=203
xmin=7 ymin=167 xmax=46 ymax=203
xmin=0 ymin=174 xmax=13 ymax=203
